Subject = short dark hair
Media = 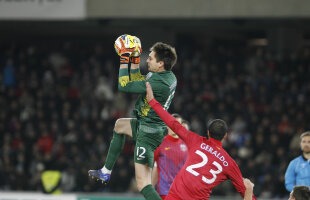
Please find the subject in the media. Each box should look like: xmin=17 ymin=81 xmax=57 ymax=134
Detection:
xmin=292 ymin=186 xmax=310 ymax=200
xmin=150 ymin=42 xmax=177 ymax=71
xmin=208 ymin=119 xmax=228 ymax=141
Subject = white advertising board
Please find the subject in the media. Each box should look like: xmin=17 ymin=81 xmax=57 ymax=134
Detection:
xmin=0 ymin=0 xmax=86 ymax=20
xmin=0 ymin=192 xmax=76 ymax=200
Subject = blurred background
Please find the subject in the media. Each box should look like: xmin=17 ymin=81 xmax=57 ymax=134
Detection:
xmin=0 ymin=0 xmax=310 ymax=199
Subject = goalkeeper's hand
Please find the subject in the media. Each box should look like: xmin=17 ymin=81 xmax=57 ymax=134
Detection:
xmin=118 ymin=36 xmax=137 ymax=64
xmin=130 ymin=36 xmax=142 ymax=64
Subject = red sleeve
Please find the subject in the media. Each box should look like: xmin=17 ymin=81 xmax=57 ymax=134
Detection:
xmin=228 ymin=159 xmax=257 ymax=200
xmin=149 ymin=99 xmax=190 ymax=142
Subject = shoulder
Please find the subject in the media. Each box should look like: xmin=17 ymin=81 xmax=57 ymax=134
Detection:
xmin=293 ymin=156 xmax=303 ymax=162
xmin=147 ymin=72 xmax=164 ymax=83
xmin=288 ymin=156 xmax=302 ymax=166
xmin=188 ymin=131 xmax=202 ymax=140
xmin=166 ymin=71 xmax=177 ymax=82
xmin=153 ymin=71 xmax=177 ymax=80
xmin=219 ymin=147 xmax=237 ymax=165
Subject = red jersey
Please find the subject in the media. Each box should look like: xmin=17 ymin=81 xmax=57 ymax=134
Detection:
xmin=154 ymin=134 xmax=188 ymax=196
xmin=149 ymin=99 xmax=256 ymax=200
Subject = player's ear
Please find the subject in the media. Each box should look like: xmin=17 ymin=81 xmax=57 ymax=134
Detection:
xmin=207 ymin=130 xmax=210 ymax=139
xmin=223 ymin=133 xmax=228 ymax=140
xmin=159 ymin=61 xmax=164 ymax=67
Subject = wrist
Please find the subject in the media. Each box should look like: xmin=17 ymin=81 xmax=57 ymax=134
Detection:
xmin=120 ymin=64 xmax=129 ymax=69
xmin=130 ymin=56 xmax=140 ymax=64
xmin=120 ymin=53 xmax=130 ymax=64
xmin=130 ymin=64 xmax=140 ymax=70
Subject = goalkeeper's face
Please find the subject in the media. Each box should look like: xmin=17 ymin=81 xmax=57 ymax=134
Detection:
xmin=147 ymin=51 xmax=164 ymax=72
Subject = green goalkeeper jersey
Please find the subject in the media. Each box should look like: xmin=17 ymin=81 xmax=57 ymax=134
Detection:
xmin=118 ymin=67 xmax=177 ymax=127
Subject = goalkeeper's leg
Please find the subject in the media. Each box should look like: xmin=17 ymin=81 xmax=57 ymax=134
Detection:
xmin=135 ymin=163 xmax=161 ymax=200
xmin=88 ymin=118 xmax=133 ymax=184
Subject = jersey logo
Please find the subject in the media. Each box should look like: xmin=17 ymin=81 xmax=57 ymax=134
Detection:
xmin=165 ymin=147 xmax=171 ymax=151
xmin=180 ymin=144 xmax=187 ymax=152
xmin=146 ymin=72 xmax=153 ymax=80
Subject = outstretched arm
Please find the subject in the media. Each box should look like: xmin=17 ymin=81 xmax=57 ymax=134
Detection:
xmin=146 ymin=82 xmax=189 ymax=141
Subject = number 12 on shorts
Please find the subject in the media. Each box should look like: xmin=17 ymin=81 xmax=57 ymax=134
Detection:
xmin=186 ymin=150 xmax=223 ymax=184
xmin=136 ymin=146 xmax=146 ymax=160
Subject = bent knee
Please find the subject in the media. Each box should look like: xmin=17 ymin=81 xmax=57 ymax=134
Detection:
xmin=114 ymin=119 xmax=122 ymax=132
xmin=114 ymin=119 xmax=132 ymax=136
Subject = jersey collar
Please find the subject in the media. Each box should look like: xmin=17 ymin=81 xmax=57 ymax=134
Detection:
xmin=166 ymin=134 xmax=180 ymax=142
xmin=209 ymin=138 xmax=223 ymax=147
xmin=301 ymin=154 xmax=310 ymax=162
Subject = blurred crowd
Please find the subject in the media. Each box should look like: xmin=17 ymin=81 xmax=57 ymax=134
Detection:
xmin=0 ymin=38 xmax=309 ymax=198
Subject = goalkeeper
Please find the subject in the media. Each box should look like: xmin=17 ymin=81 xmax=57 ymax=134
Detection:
xmin=89 ymin=35 xmax=177 ymax=200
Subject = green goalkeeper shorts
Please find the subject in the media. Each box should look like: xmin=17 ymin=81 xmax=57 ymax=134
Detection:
xmin=130 ymin=118 xmax=166 ymax=167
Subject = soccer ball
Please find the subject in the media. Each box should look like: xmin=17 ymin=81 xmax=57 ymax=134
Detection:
xmin=114 ymin=34 xmax=136 ymax=56
xmin=114 ymin=34 xmax=141 ymax=56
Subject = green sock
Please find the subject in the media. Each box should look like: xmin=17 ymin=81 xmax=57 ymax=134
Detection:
xmin=140 ymin=184 xmax=161 ymax=200
xmin=104 ymin=131 xmax=125 ymax=170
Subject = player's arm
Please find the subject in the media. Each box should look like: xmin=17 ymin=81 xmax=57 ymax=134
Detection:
xmin=228 ymin=161 xmax=256 ymax=200
xmin=284 ymin=160 xmax=296 ymax=192
xmin=130 ymin=65 xmax=145 ymax=81
xmin=118 ymin=54 xmax=146 ymax=93
xmin=243 ymin=178 xmax=254 ymax=200
xmin=117 ymin=35 xmax=145 ymax=93
xmin=130 ymin=39 xmax=144 ymax=82
xmin=118 ymin=65 xmax=146 ymax=93
xmin=146 ymin=82 xmax=190 ymax=141
xmin=129 ymin=36 xmax=144 ymax=81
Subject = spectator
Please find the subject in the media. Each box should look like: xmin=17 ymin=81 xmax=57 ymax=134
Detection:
xmin=285 ymin=131 xmax=310 ymax=191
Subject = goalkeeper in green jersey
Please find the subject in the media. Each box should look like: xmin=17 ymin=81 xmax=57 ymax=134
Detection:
xmin=89 ymin=35 xmax=177 ymax=200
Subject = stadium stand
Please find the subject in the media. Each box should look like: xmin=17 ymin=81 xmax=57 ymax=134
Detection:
xmin=0 ymin=35 xmax=309 ymax=198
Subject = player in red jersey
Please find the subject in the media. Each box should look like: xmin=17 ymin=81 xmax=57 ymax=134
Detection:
xmin=145 ymin=82 xmax=256 ymax=200
xmin=152 ymin=114 xmax=189 ymax=199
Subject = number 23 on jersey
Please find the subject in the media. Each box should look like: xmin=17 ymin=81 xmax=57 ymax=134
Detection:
xmin=186 ymin=150 xmax=223 ymax=184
